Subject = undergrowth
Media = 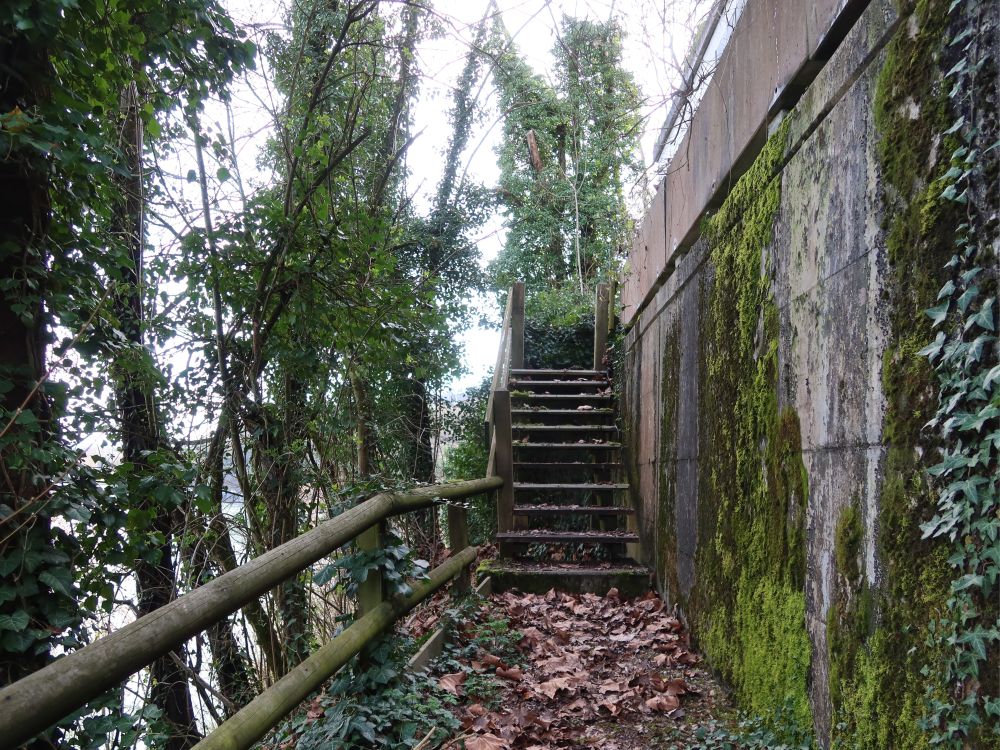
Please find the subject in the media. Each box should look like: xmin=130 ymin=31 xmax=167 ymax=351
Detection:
xmin=271 ymin=635 xmax=460 ymax=750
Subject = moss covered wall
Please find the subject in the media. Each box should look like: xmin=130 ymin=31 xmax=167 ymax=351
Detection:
xmin=692 ymin=118 xmax=813 ymax=726
xmin=618 ymin=0 xmax=993 ymax=744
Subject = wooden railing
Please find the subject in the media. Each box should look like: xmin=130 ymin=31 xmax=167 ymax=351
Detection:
xmin=0 ymin=477 xmax=502 ymax=750
xmin=593 ymin=281 xmax=612 ymax=370
xmin=485 ymin=282 xmax=524 ymax=544
xmin=483 ymin=280 xmax=614 ymax=544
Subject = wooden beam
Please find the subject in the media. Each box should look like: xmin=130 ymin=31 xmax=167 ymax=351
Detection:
xmin=510 ymin=282 xmax=525 ymax=370
xmin=593 ymin=282 xmax=610 ymax=370
xmin=0 ymin=478 xmax=501 ymax=748
xmin=194 ymin=547 xmax=479 ymax=750
xmin=356 ymin=523 xmax=384 ymax=616
xmin=493 ymin=390 xmax=515 ymax=555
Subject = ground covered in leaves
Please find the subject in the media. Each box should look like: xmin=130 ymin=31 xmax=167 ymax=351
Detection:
xmin=430 ymin=588 xmax=733 ymax=750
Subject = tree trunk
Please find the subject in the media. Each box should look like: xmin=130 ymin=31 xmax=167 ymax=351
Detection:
xmin=407 ymin=377 xmax=438 ymax=558
xmin=110 ymin=82 xmax=201 ymax=749
xmin=0 ymin=25 xmax=59 ymax=728
xmin=248 ymin=375 xmax=309 ymax=673
xmin=350 ymin=367 xmax=375 ymax=478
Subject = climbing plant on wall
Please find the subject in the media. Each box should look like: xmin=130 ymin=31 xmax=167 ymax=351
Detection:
xmin=916 ymin=0 xmax=1000 ymax=744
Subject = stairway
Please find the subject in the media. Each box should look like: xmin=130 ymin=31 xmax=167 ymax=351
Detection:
xmin=488 ymin=368 xmax=651 ymax=597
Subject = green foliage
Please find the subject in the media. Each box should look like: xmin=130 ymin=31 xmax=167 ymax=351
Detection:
xmin=911 ymin=0 xmax=1000 ymax=744
xmin=1 ymin=0 xmax=253 ymax=742
xmin=832 ymin=1 xmax=998 ymax=746
xmin=442 ymin=379 xmax=494 ymax=545
xmin=678 ymin=700 xmax=817 ymax=750
xmin=523 ymin=286 xmax=594 ymax=369
xmin=692 ymin=117 xmax=812 ymax=727
xmin=489 ymin=15 xmax=641 ymax=292
xmin=274 ymin=636 xmax=459 ymax=750
xmin=316 ymin=534 xmax=430 ymax=599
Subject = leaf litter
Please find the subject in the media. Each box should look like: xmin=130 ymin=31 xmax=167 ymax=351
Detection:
xmin=437 ymin=588 xmax=731 ymax=749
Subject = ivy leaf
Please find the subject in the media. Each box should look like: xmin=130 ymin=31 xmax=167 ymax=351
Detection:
xmin=967 ymin=334 xmax=994 ymax=363
xmin=918 ymin=332 xmax=946 ymax=362
xmin=956 ymin=285 xmax=978 ymax=313
xmin=39 ymin=568 xmax=74 ymax=597
xmin=953 ymin=574 xmax=983 ymax=592
xmin=186 ymin=169 xmax=197 ymax=182
xmin=216 ymin=167 xmax=231 ymax=182
xmin=969 ymin=297 xmax=995 ymax=332
xmin=943 ymin=114 xmax=965 ymax=135
xmin=926 ymin=303 xmax=950 ymax=327
xmin=313 ymin=563 xmax=337 ymax=586
xmin=0 ymin=611 xmax=30 ymax=632
xmin=984 ymin=364 xmax=1000 ymax=390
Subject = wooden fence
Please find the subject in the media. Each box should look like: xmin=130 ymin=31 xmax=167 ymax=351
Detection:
xmin=0 ymin=478 xmax=500 ymax=749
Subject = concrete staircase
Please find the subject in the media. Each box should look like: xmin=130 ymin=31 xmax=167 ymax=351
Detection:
xmin=489 ymin=368 xmax=651 ymax=597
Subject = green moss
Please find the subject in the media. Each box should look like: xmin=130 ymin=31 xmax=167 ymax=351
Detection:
xmin=827 ymin=500 xmax=872 ymax=714
xmin=693 ymin=117 xmax=812 ymax=727
xmin=834 ymin=502 xmax=862 ymax=585
xmin=830 ymin=1 xmax=973 ymax=746
xmin=658 ymin=323 xmax=681 ymax=601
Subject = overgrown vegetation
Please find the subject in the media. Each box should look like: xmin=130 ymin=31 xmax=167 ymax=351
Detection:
xmin=0 ymin=0 xmax=492 ymax=745
xmin=829 ymin=0 xmax=999 ymax=747
xmin=489 ymin=17 xmax=641 ymax=293
xmin=692 ymin=118 xmax=813 ymax=727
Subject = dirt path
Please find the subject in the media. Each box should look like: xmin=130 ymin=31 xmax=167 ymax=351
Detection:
xmin=432 ymin=588 xmax=732 ymax=750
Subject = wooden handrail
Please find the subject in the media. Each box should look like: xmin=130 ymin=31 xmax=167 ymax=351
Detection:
xmin=485 ymin=282 xmax=524 ymax=476
xmin=0 ymin=477 xmax=501 ymax=748
xmin=483 ymin=282 xmax=523 ymax=547
xmin=593 ymin=282 xmax=610 ymax=370
xmin=194 ymin=546 xmax=479 ymax=750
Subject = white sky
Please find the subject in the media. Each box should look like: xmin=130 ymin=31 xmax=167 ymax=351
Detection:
xmin=216 ymin=0 xmax=708 ymax=396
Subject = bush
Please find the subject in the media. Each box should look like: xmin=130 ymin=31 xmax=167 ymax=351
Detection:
xmin=442 ymin=378 xmax=494 ymax=544
xmin=523 ymin=285 xmax=594 ymax=369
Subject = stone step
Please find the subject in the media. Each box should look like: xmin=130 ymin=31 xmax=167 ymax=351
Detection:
xmin=512 ymin=504 xmax=633 ymax=516
xmin=512 ymin=425 xmax=617 ymax=436
xmin=496 ymin=530 xmax=639 ymax=544
xmin=514 ymin=482 xmax=629 ymax=491
xmin=483 ymin=560 xmax=652 ymax=598
xmin=509 ymin=369 xmax=606 ymax=379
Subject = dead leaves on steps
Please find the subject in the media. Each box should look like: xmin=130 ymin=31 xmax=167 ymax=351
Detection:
xmin=439 ymin=588 xmax=715 ymax=750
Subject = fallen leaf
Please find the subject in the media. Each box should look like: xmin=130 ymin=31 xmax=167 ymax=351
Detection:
xmin=537 ymin=676 xmax=572 ymax=698
xmin=439 ymin=671 xmax=467 ymax=695
xmin=496 ymin=666 xmax=524 ymax=681
xmin=465 ymin=734 xmax=508 ymax=750
xmin=645 ymin=694 xmax=681 ymax=712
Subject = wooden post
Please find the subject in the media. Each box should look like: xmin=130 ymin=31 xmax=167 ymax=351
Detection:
xmin=193 ymin=547 xmax=479 ymax=750
xmin=493 ymin=390 xmax=514 ymax=556
xmin=593 ymin=282 xmax=610 ymax=371
xmin=510 ymin=282 xmax=525 ymax=369
xmin=0 ymin=477 xmax=502 ymax=749
xmin=447 ymin=503 xmax=471 ymax=593
xmin=608 ymin=276 xmax=618 ymax=334
xmin=356 ymin=523 xmax=384 ymax=616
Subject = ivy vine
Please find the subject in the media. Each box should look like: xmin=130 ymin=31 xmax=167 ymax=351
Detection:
xmin=917 ymin=0 xmax=1000 ymax=743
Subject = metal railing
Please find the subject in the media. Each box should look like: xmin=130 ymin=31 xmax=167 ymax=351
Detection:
xmin=0 ymin=477 xmax=502 ymax=750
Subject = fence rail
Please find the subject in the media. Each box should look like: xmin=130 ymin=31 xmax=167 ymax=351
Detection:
xmin=0 ymin=476 xmax=501 ymax=748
